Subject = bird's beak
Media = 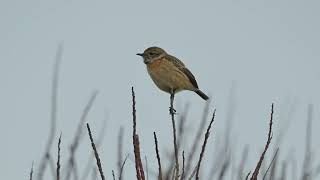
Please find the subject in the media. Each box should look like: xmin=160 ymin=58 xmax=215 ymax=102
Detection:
xmin=136 ymin=53 xmax=144 ymax=57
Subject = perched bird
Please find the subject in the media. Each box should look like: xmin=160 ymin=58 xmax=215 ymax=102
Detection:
xmin=137 ymin=47 xmax=209 ymax=101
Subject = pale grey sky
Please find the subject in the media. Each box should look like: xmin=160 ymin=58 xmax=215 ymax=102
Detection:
xmin=0 ymin=0 xmax=319 ymax=179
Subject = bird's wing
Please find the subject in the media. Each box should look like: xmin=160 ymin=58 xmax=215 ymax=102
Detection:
xmin=166 ymin=55 xmax=185 ymax=67
xmin=166 ymin=55 xmax=199 ymax=89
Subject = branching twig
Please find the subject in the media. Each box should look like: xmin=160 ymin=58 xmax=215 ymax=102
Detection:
xmin=195 ymin=109 xmax=216 ymax=180
xmin=250 ymin=103 xmax=274 ymax=180
xmin=153 ymin=132 xmax=163 ymax=180
xmin=86 ymin=123 xmax=105 ymax=180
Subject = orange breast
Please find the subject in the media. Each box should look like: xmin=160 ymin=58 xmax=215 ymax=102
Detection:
xmin=147 ymin=58 xmax=163 ymax=71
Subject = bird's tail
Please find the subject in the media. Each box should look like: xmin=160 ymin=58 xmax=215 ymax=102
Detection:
xmin=195 ymin=89 xmax=209 ymax=100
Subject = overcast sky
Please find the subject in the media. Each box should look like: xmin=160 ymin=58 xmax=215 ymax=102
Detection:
xmin=1 ymin=0 xmax=320 ymax=179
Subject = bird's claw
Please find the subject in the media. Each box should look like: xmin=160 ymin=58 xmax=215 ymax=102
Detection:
xmin=169 ymin=107 xmax=177 ymax=114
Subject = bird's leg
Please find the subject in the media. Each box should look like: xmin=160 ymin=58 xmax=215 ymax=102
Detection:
xmin=169 ymin=90 xmax=176 ymax=114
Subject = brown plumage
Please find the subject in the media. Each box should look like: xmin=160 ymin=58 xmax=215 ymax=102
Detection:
xmin=137 ymin=47 xmax=209 ymax=100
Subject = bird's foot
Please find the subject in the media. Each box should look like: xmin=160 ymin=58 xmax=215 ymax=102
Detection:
xmin=169 ymin=107 xmax=177 ymax=114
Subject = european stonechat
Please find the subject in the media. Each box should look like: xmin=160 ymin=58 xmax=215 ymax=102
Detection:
xmin=137 ymin=47 xmax=209 ymax=100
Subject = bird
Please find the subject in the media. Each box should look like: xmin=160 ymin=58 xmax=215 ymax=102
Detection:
xmin=136 ymin=47 xmax=209 ymax=101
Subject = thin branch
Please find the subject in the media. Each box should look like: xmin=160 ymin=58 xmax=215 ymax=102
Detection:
xmin=65 ymin=91 xmax=99 ymax=180
xmin=38 ymin=42 xmax=63 ymax=180
xmin=245 ymin=172 xmax=251 ymax=180
xmin=153 ymin=132 xmax=163 ymax=180
xmin=112 ymin=170 xmax=116 ymax=180
xmin=86 ymin=123 xmax=105 ymax=180
xmin=169 ymin=93 xmax=179 ymax=180
xmin=238 ymin=145 xmax=249 ymax=179
xmin=217 ymin=155 xmax=231 ymax=180
xmin=302 ymin=104 xmax=313 ymax=180
xmin=119 ymin=154 xmax=129 ymax=180
xmin=180 ymin=151 xmax=185 ymax=180
xmin=145 ymin=156 xmax=149 ymax=180
xmin=250 ymin=103 xmax=274 ymax=180
xmin=195 ymin=109 xmax=216 ymax=180
xmin=184 ymin=100 xmax=210 ymax=178
xmin=117 ymin=127 xmax=124 ymax=180
xmin=57 ymin=133 xmax=62 ymax=180
xmin=80 ymin=117 xmax=108 ymax=180
xmin=166 ymin=104 xmax=189 ymax=179
xmin=132 ymin=87 xmax=145 ymax=180
xmin=29 ymin=161 xmax=34 ymax=180
xmin=262 ymin=148 xmax=279 ymax=180
xmin=188 ymin=165 xmax=198 ymax=180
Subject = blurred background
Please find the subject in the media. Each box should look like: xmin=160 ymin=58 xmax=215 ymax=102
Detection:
xmin=0 ymin=0 xmax=319 ymax=179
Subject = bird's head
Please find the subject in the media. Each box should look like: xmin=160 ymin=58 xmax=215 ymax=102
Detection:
xmin=136 ymin=47 xmax=167 ymax=64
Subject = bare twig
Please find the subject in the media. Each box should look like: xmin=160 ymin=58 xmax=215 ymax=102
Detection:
xmin=262 ymin=148 xmax=279 ymax=180
xmin=195 ymin=109 xmax=216 ymax=180
xmin=250 ymin=103 xmax=274 ymax=180
xmin=119 ymin=154 xmax=129 ymax=180
xmin=57 ymin=133 xmax=62 ymax=180
xmin=169 ymin=93 xmax=179 ymax=180
xmin=133 ymin=135 xmax=145 ymax=180
xmin=302 ymin=104 xmax=313 ymax=180
xmin=38 ymin=42 xmax=63 ymax=180
xmin=209 ymin=85 xmax=235 ymax=178
xmin=181 ymin=151 xmax=185 ymax=180
xmin=30 ymin=161 xmax=34 ymax=180
xmin=269 ymin=152 xmax=278 ymax=180
xmin=145 ymin=156 xmax=149 ymax=180
xmin=238 ymin=145 xmax=249 ymax=179
xmin=166 ymin=104 xmax=189 ymax=179
xmin=65 ymin=91 xmax=99 ymax=180
xmin=132 ymin=87 xmax=145 ymax=180
xmin=217 ymin=155 xmax=231 ymax=180
xmin=112 ymin=170 xmax=116 ymax=180
xmin=188 ymin=165 xmax=198 ymax=180
xmin=118 ymin=127 xmax=124 ymax=180
xmin=81 ymin=117 xmax=108 ymax=180
xmin=184 ymin=100 xmax=210 ymax=178
xmin=177 ymin=104 xmax=190 ymax=145
xmin=245 ymin=172 xmax=251 ymax=180
xmin=86 ymin=123 xmax=105 ymax=180
xmin=153 ymin=132 xmax=163 ymax=180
